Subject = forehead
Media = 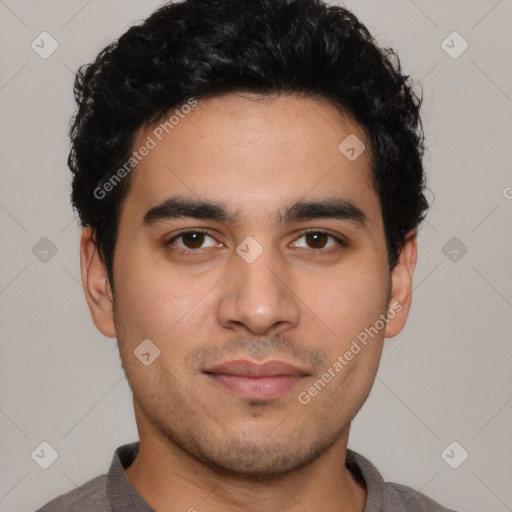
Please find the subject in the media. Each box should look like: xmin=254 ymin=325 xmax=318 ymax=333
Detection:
xmin=120 ymin=93 xmax=381 ymax=228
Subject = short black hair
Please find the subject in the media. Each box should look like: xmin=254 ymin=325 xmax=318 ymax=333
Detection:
xmin=69 ymin=0 xmax=429 ymax=291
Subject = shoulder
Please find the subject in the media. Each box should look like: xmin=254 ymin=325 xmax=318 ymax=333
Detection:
xmin=34 ymin=474 xmax=111 ymax=512
xmin=346 ymin=449 xmax=460 ymax=512
xmin=383 ymin=481 xmax=460 ymax=512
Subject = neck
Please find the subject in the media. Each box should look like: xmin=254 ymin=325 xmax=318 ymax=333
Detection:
xmin=124 ymin=423 xmax=367 ymax=512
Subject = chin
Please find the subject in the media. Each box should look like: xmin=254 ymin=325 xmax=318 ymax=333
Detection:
xmin=167 ymin=425 xmax=340 ymax=482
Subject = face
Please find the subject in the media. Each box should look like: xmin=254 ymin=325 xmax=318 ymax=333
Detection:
xmin=82 ymin=93 xmax=416 ymax=479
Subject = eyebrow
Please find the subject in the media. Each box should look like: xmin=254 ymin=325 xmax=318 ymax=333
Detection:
xmin=142 ymin=195 xmax=367 ymax=229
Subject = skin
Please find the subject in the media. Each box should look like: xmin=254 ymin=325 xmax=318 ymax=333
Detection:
xmin=80 ymin=92 xmax=417 ymax=512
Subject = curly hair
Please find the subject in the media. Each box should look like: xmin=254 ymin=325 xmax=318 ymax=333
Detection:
xmin=69 ymin=0 xmax=429 ymax=290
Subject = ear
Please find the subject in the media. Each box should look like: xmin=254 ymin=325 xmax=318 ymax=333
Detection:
xmin=80 ymin=227 xmax=116 ymax=338
xmin=384 ymin=229 xmax=417 ymax=339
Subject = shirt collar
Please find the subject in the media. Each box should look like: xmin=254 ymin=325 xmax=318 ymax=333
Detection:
xmin=346 ymin=448 xmax=385 ymax=511
xmin=107 ymin=442 xmax=155 ymax=512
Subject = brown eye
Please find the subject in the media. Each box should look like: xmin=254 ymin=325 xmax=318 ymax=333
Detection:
xmin=166 ymin=230 xmax=220 ymax=254
xmin=304 ymin=232 xmax=330 ymax=249
xmin=180 ymin=232 xmax=207 ymax=249
xmin=292 ymin=231 xmax=344 ymax=252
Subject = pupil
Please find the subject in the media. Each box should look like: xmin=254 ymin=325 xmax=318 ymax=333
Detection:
xmin=307 ymin=233 xmax=326 ymax=248
xmin=184 ymin=232 xmax=204 ymax=249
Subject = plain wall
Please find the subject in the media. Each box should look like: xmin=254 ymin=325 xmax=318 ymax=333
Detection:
xmin=0 ymin=1 xmax=511 ymax=511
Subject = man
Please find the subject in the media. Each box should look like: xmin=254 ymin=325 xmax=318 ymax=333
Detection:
xmin=37 ymin=0 xmax=458 ymax=510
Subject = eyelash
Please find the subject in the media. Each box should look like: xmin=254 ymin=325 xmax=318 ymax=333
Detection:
xmin=164 ymin=229 xmax=347 ymax=257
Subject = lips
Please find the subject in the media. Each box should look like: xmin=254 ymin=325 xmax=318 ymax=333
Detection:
xmin=203 ymin=359 xmax=309 ymax=400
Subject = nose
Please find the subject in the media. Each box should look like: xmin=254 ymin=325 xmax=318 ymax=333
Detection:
xmin=216 ymin=245 xmax=301 ymax=336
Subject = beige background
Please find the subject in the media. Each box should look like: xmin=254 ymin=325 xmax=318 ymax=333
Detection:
xmin=1 ymin=0 xmax=511 ymax=510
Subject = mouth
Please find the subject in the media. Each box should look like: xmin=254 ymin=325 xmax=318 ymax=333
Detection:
xmin=202 ymin=359 xmax=310 ymax=401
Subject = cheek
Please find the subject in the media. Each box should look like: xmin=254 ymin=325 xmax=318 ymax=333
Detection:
xmin=113 ymin=247 xmax=224 ymax=373
xmin=298 ymin=260 xmax=389 ymax=344
xmin=113 ymin=243 xmax=199 ymax=332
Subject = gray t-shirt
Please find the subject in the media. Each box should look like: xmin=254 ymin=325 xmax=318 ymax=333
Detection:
xmin=35 ymin=442 xmax=459 ymax=511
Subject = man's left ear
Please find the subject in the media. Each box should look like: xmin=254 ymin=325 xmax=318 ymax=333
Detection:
xmin=384 ymin=229 xmax=417 ymax=339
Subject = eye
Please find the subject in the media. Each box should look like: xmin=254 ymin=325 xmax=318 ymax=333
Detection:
xmin=165 ymin=229 xmax=221 ymax=255
xmin=165 ymin=229 xmax=346 ymax=257
xmin=291 ymin=230 xmax=345 ymax=254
